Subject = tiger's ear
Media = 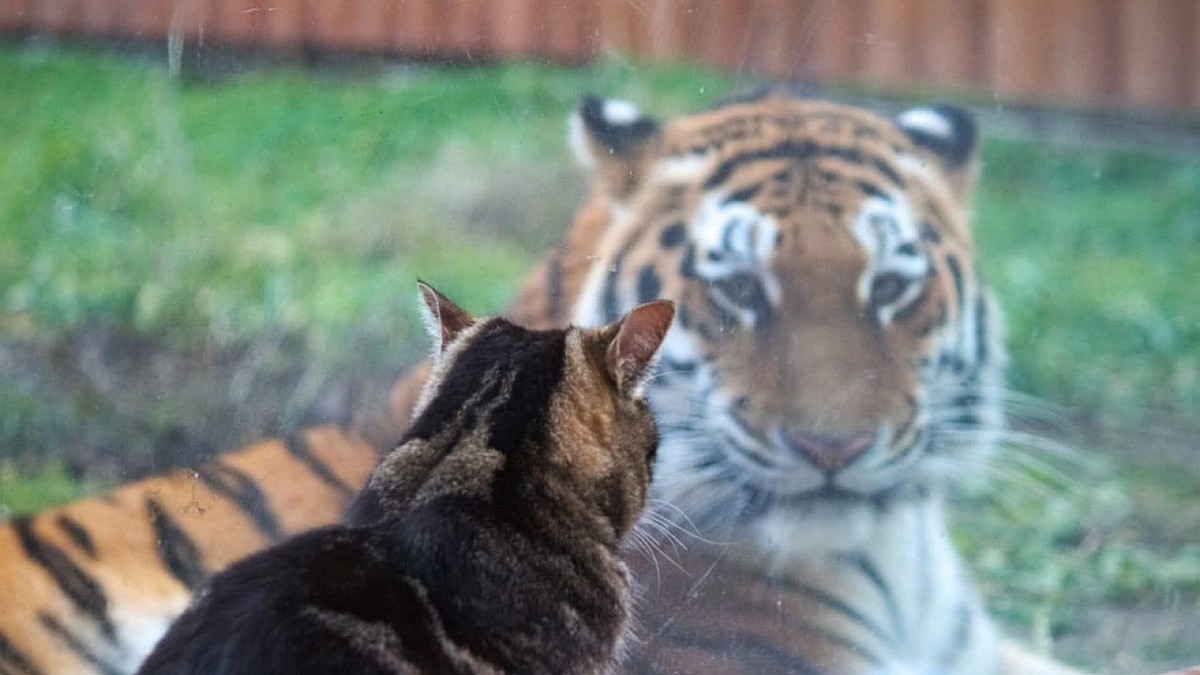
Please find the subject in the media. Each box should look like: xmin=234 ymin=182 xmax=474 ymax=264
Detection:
xmin=604 ymin=300 xmax=675 ymax=395
xmin=417 ymin=281 xmax=475 ymax=356
xmin=896 ymin=104 xmax=979 ymax=203
xmin=569 ymin=95 xmax=662 ymax=202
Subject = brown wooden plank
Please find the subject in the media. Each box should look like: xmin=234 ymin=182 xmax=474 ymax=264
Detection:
xmin=632 ymin=0 xmax=656 ymax=56
xmin=1050 ymin=0 xmax=1117 ymax=106
xmin=310 ymin=0 xmax=356 ymax=50
xmin=678 ymin=0 xmax=716 ymax=66
xmin=917 ymin=0 xmax=981 ymax=86
xmin=32 ymin=0 xmax=77 ymax=34
xmin=23 ymin=0 xmax=1198 ymax=114
xmin=544 ymin=0 xmax=591 ymax=62
xmin=212 ymin=0 xmax=266 ymax=45
xmin=1171 ymin=0 xmax=1200 ymax=110
xmin=1118 ymin=0 xmax=1190 ymax=109
xmin=394 ymin=0 xmax=440 ymax=56
xmin=1192 ymin=0 xmax=1200 ymax=110
xmin=0 ymin=0 xmax=31 ymax=32
xmin=78 ymin=0 xmax=125 ymax=35
xmin=688 ymin=0 xmax=741 ymax=71
xmin=393 ymin=0 xmax=427 ymax=53
xmin=347 ymin=0 xmax=400 ymax=54
xmin=986 ymin=0 xmax=1052 ymax=101
xmin=103 ymin=0 xmax=139 ymax=38
xmin=743 ymin=0 xmax=791 ymax=79
xmin=674 ymin=0 xmax=700 ymax=59
xmin=862 ymin=0 xmax=920 ymax=87
xmin=214 ymin=0 xmax=247 ymax=43
xmin=809 ymin=0 xmax=866 ymax=82
xmin=491 ymin=0 xmax=539 ymax=56
xmin=440 ymin=0 xmax=483 ymax=56
xmin=787 ymin=0 xmax=828 ymax=80
xmin=177 ymin=0 xmax=210 ymax=40
xmin=424 ymin=0 xmax=449 ymax=56
xmin=131 ymin=0 xmax=206 ymax=42
xmin=646 ymin=0 xmax=686 ymax=61
xmin=541 ymin=0 xmax=576 ymax=61
xmin=262 ymin=0 xmax=307 ymax=48
xmin=595 ymin=0 xmax=630 ymax=54
xmin=734 ymin=0 xmax=773 ymax=74
xmin=746 ymin=0 xmax=775 ymax=77
xmin=586 ymin=0 xmax=605 ymax=61
xmin=307 ymin=0 xmax=339 ymax=48
xmin=126 ymin=0 xmax=173 ymax=40
xmin=602 ymin=0 xmax=652 ymax=56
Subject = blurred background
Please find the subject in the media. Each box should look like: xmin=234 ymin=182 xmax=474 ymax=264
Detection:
xmin=1 ymin=1 xmax=1198 ymax=671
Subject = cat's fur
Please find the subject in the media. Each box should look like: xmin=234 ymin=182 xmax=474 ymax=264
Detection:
xmin=136 ymin=284 xmax=675 ymax=675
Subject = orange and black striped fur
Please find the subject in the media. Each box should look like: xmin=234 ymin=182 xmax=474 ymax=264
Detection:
xmin=135 ymin=285 xmax=675 ymax=675
xmin=2 ymin=94 xmax=1082 ymax=675
xmin=0 ymin=427 xmax=377 ymax=675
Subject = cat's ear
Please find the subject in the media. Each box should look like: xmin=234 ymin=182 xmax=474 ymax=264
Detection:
xmin=605 ymin=300 xmax=675 ymax=395
xmin=417 ymin=281 xmax=475 ymax=355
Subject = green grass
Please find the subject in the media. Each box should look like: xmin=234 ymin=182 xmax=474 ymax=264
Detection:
xmin=0 ymin=46 xmax=740 ymax=347
xmin=6 ymin=46 xmax=1195 ymax=429
xmin=958 ymin=451 xmax=1200 ymax=622
xmin=0 ymin=44 xmax=742 ymax=479
xmin=0 ymin=464 xmax=97 ymax=518
xmin=976 ymin=143 xmax=1200 ymax=424
xmin=1 ymin=42 xmax=1199 ymax=668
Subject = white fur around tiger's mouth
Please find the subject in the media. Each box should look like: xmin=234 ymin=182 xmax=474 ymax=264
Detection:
xmin=645 ymin=355 xmax=968 ymax=538
xmin=716 ymin=391 xmax=929 ymax=487
xmin=653 ymin=411 xmax=935 ymax=530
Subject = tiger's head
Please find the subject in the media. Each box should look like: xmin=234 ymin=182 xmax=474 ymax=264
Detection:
xmin=566 ymin=94 xmax=1001 ymax=556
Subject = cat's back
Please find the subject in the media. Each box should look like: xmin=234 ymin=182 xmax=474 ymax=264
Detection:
xmin=136 ymin=524 xmax=487 ymax=675
xmin=136 ymin=287 xmax=674 ymax=675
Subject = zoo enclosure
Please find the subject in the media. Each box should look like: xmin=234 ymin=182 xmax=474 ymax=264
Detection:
xmin=2 ymin=0 xmax=1198 ymax=114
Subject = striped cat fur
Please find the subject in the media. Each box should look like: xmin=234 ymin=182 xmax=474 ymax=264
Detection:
xmin=135 ymin=284 xmax=675 ymax=675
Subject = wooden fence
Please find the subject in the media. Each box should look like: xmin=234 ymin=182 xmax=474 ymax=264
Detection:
xmin=2 ymin=0 xmax=1198 ymax=114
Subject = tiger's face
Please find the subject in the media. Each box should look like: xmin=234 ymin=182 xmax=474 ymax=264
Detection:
xmin=569 ymin=96 xmax=1001 ymax=554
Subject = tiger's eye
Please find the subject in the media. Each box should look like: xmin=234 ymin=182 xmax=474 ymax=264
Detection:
xmin=707 ymin=273 xmax=773 ymax=329
xmin=871 ymin=273 xmax=908 ymax=307
xmin=714 ymin=274 xmax=760 ymax=303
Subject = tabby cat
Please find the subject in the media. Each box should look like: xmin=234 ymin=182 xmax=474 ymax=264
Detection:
xmin=1 ymin=94 xmax=1084 ymax=675
xmin=135 ymin=284 xmax=675 ymax=675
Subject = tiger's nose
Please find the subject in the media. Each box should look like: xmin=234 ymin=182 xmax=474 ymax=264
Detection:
xmin=780 ymin=429 xmax=874 ymax=473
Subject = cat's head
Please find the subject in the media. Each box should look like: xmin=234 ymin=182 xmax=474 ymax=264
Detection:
xmin=405 ymin=282 xmax=675 ymax=542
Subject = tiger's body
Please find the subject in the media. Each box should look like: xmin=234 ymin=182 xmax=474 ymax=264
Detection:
xmin=0 ymin=428 xmax=377 ymax=675
xmin=0 ymin=94 xmax=1082 ymax=675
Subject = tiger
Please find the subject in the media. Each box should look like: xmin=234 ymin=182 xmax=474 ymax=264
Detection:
xmin=0 ymin=93 xmax=1084 ymax=675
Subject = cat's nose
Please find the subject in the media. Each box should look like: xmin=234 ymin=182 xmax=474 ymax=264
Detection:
xmin=779 ymin=428 xmax=874 ymax=473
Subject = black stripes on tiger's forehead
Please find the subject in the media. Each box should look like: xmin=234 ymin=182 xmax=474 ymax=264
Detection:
xmin=666 ymin=104 xmax=916 ymax=204
xmin=405 ymin=319 xmax=568 ymax=460
xmin=671 ymin=104 xmax=905 ymax=156
xmin=701 ymin=140 xmax=906 ymax=194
